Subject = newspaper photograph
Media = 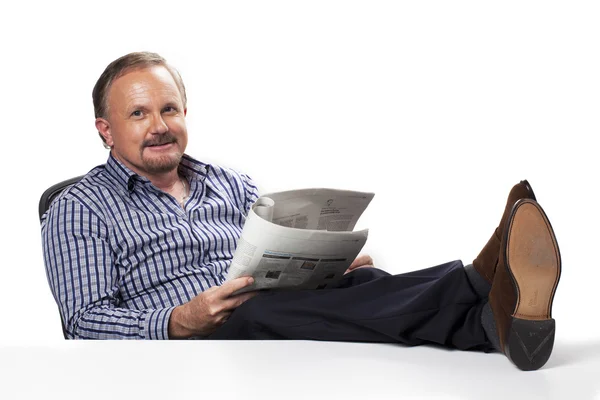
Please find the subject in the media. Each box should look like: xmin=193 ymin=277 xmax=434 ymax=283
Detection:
xmin=226 ymin=189 xmax=374 ymax=292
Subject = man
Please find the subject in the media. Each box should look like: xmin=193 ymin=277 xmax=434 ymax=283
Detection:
xmin=41 ymin=52 xmax=561 ymax=371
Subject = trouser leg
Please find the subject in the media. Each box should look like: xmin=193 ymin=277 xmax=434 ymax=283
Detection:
xmin=210 ymin=260 xmax=493 ymax=351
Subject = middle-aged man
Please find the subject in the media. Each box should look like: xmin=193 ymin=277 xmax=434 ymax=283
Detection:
xmin=41 ymin=52 xmax=561 ymax=371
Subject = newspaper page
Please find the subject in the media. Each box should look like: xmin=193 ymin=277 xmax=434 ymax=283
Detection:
xmin=226 ymin=189 xmax=374 ymax=292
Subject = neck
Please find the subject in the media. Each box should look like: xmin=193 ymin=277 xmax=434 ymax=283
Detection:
xmin=147 ymin=170 xmax=181 ymax=192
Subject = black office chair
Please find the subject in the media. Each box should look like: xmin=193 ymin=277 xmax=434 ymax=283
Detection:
xmin=38 ymin=176 xmax=84 ymax=221
xmin=39 ymin=176 xmax=84 ymax=339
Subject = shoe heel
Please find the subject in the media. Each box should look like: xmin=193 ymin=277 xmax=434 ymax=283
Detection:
xmin=505 ymin=317 xmax=555 ymax=371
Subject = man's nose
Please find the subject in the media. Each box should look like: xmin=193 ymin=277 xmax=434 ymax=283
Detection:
xmin=149 ymin=113 xmax=169 ymax=134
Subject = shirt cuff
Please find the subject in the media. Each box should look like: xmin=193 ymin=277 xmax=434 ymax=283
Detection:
xmin=141 ymin=307 xmax=176 ymax=340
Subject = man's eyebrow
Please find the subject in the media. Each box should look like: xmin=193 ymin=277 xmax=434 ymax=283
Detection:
xmin=163 ymin=101 xmax=181 ymax=109
xmin=124 ymin=98 xmax=181 ymax=113
xmin=126 ymin=102 xmax=149 ymax=111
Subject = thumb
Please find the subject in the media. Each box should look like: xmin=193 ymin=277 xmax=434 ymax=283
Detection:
xmin=349 ymin=254 xmax=373 ymax=270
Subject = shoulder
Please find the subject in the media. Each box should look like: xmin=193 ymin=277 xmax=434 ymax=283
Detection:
xmin=44 ymin=164 xmax=117 ymax=222
xmin=182 ymin=154 xmax=259 ymax=198
xmin=207 ymin=164 xmax=257 ymax=193
xmin=206 ymin=164 xmax=260 ymax=213
xmin=206 ymin=164 xmax=259 ymax=215
xmin=184 ymin=156 xmax=259 ymax=215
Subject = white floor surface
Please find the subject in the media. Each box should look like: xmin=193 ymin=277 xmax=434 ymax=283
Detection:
xmin=1 ymin=339 xmax=599 ymax=400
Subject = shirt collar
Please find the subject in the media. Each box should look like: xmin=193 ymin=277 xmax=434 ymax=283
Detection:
xmin=105 ymin=152 xmax=211 ymax=193
xmin=179 ymin=154 xmax=211 ymax=182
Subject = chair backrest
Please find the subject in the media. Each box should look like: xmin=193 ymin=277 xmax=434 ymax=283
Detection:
xmin=38 ymin=176 xmax=84 ymax=221
xmin=39 ymin=176 xmax=83 ymax=339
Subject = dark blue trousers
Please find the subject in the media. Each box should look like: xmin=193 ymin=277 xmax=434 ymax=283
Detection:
xmin=210 ymin=260 xmax=493 ymax=351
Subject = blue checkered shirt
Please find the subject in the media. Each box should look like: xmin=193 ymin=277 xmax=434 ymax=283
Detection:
xmin=41 ymin=153 xmax=259 ymax=339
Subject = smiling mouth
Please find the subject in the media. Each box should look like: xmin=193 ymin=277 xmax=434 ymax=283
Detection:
xmin=146 ymin=141 xmax=175 ymax=148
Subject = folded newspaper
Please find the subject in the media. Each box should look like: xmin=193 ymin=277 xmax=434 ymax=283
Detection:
xmin=225 ymin=188 xmax=374 ymax=292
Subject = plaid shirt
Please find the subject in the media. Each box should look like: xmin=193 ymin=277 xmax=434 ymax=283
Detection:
xmin=41 ymin=153 xmax=259 ymax=339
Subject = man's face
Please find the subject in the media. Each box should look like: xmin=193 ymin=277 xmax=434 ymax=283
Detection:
xmin=96 ymin=65 xmax=188 ymax=177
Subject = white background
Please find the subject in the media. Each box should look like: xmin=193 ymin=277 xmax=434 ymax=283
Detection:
xmin=1 ymin=1 xmax=599 ymax=398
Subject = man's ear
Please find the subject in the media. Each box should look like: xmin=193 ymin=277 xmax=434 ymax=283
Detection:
xmin=95 ymin=118 xmax=113 ymax=147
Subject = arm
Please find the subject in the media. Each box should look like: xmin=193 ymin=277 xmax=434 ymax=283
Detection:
xmin=42 ymin=198 xmax=173 ymax=339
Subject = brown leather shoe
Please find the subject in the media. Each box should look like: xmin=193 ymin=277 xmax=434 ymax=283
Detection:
xmin=482 ymin=198 xmax=561 ymax=371
xmin=472 ymin=180 xmax=537 ymax=285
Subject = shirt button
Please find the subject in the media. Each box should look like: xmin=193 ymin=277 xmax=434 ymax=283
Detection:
xmin=127 ymin=181 xmax=134 ymax=191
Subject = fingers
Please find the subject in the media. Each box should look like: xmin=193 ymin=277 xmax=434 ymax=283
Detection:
xmin=202 ymin=279 xmax=257 ymax=317
xmin=222 ymin=290 xmax=259 ymax=311
xmin=218 ymin=276 xmax=255 ymax=298
xmin=218 ymin=311 xmax=232 ymax=325
xmin=348 ymin=254 xmax=374 ymax=270
xmin=214 ymin=292 xmax=258 ymax=328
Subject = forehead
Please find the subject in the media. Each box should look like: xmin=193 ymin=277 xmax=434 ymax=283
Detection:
xmin=108 ymin=66 xmax=181 ymax=107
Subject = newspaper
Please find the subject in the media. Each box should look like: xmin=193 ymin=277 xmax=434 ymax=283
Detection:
xmin=225 ymin=188 xmax=374 ymax=292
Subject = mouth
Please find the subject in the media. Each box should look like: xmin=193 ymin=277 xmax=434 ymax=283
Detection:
xmin=145 ymin=141 xmax=176 ymax=151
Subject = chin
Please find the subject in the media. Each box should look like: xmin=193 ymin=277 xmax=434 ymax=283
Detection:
xmin=143 ymin=153 xmax=183 ymax=174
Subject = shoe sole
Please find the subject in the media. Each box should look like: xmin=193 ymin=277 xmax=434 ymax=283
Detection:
xmin=504 ymin=199 xmax=561 ymax=371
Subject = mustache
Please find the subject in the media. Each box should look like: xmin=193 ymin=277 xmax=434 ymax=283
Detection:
xmin=143 ymin=133 xmax=177 ymax=148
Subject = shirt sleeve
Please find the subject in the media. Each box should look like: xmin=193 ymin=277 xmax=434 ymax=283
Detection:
xmin=41 ymin=198 xmax=175 ymax=340
xmin=240 ymin=173 xmax=260 ymax=216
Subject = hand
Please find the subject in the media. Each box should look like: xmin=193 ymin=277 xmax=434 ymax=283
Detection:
xmin=168 ymin=277 xmax=258 ymax=339
xmin=344 ymin=254 xmax=375 ymax=274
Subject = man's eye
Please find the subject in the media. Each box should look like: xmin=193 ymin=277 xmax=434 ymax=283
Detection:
xmin=163 ymin=106 xmax=176 ymax=113
xmin=131 ymin=110 xmax=143 ymax=117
